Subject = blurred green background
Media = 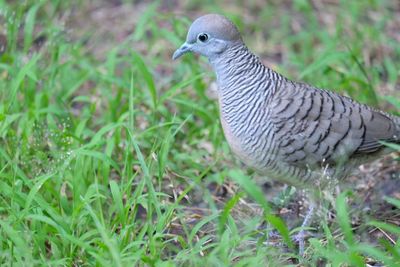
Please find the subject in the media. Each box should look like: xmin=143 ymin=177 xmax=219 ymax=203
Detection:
xmin=0 ymin=0 xmax=399 ymax=266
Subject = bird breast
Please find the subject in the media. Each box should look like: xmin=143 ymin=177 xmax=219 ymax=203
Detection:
xmin=220 ymin=113 xmax=254 ymax=166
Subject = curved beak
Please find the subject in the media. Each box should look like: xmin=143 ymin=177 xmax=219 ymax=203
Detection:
xmin=172 ymin=42 xmax=192 ymax=60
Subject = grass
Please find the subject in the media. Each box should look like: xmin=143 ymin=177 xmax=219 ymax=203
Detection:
xmin=0 ymin=0 xmax=399 ymax=266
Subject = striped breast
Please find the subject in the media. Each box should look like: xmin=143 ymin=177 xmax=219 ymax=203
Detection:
xmin=212 ymin=45 xmax=284 ymax=172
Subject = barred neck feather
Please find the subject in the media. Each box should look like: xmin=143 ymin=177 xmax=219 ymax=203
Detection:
xmin=209 ymin=44 xmax=284 ymax=136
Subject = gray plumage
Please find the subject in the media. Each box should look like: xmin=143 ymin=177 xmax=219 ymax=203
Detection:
xmin=173 ymin=14 xmax=400 ymax=188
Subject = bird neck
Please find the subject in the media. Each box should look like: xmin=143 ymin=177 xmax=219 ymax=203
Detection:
xmin=209 ymin=44 xmax=282 ymax=95
xmin=208 ymin=44 xmax=284 ymax=140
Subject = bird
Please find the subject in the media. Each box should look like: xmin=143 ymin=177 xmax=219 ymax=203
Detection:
xmin=172 ymin=14 xmax=400 ymax=254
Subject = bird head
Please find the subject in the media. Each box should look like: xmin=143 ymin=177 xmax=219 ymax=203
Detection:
xmin=172 ymin=14 xmax=243 ymax=61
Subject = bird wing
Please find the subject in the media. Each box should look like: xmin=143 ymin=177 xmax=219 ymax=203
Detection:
xmin=269 ymin=82 xmax=399 ymax=168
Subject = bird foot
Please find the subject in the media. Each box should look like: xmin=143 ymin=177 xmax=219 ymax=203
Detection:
xmin=292 ymin=229 xmax=314 ymax=256
xmin=264 ymin=203 xmax=316 ymax=255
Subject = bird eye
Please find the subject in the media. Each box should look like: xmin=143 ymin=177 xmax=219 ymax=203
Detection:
xmin=198 ymin=33 xmax=208 ymax=42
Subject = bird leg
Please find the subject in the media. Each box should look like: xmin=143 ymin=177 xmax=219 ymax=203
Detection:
xmin=295 ymin=202 xmax=316 ymax=256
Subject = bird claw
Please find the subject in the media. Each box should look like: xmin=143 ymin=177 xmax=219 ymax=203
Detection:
xmin=264 ymin=203 xmax=316 ymax=255
xmin=292 ymin=229 xmax=314 ymax=256
xmin=264 ymin=229 xmax=313 ymax=256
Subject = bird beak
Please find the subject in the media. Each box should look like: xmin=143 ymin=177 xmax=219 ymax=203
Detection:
xmin=172 ymin=42 xmax=192 ymax=60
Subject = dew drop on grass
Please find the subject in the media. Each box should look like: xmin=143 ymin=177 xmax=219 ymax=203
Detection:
xmin=23 ymin=119 xmax=75 ymax=177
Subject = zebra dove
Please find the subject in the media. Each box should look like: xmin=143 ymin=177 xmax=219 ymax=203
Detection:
xmin=172 ymin=14 xmax=400 ymax=252
xmin=173 ymin=13 xmax=399 ymax=187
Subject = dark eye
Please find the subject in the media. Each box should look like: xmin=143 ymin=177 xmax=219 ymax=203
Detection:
xmin=198 ymin=33 xmax=208 ymax=42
